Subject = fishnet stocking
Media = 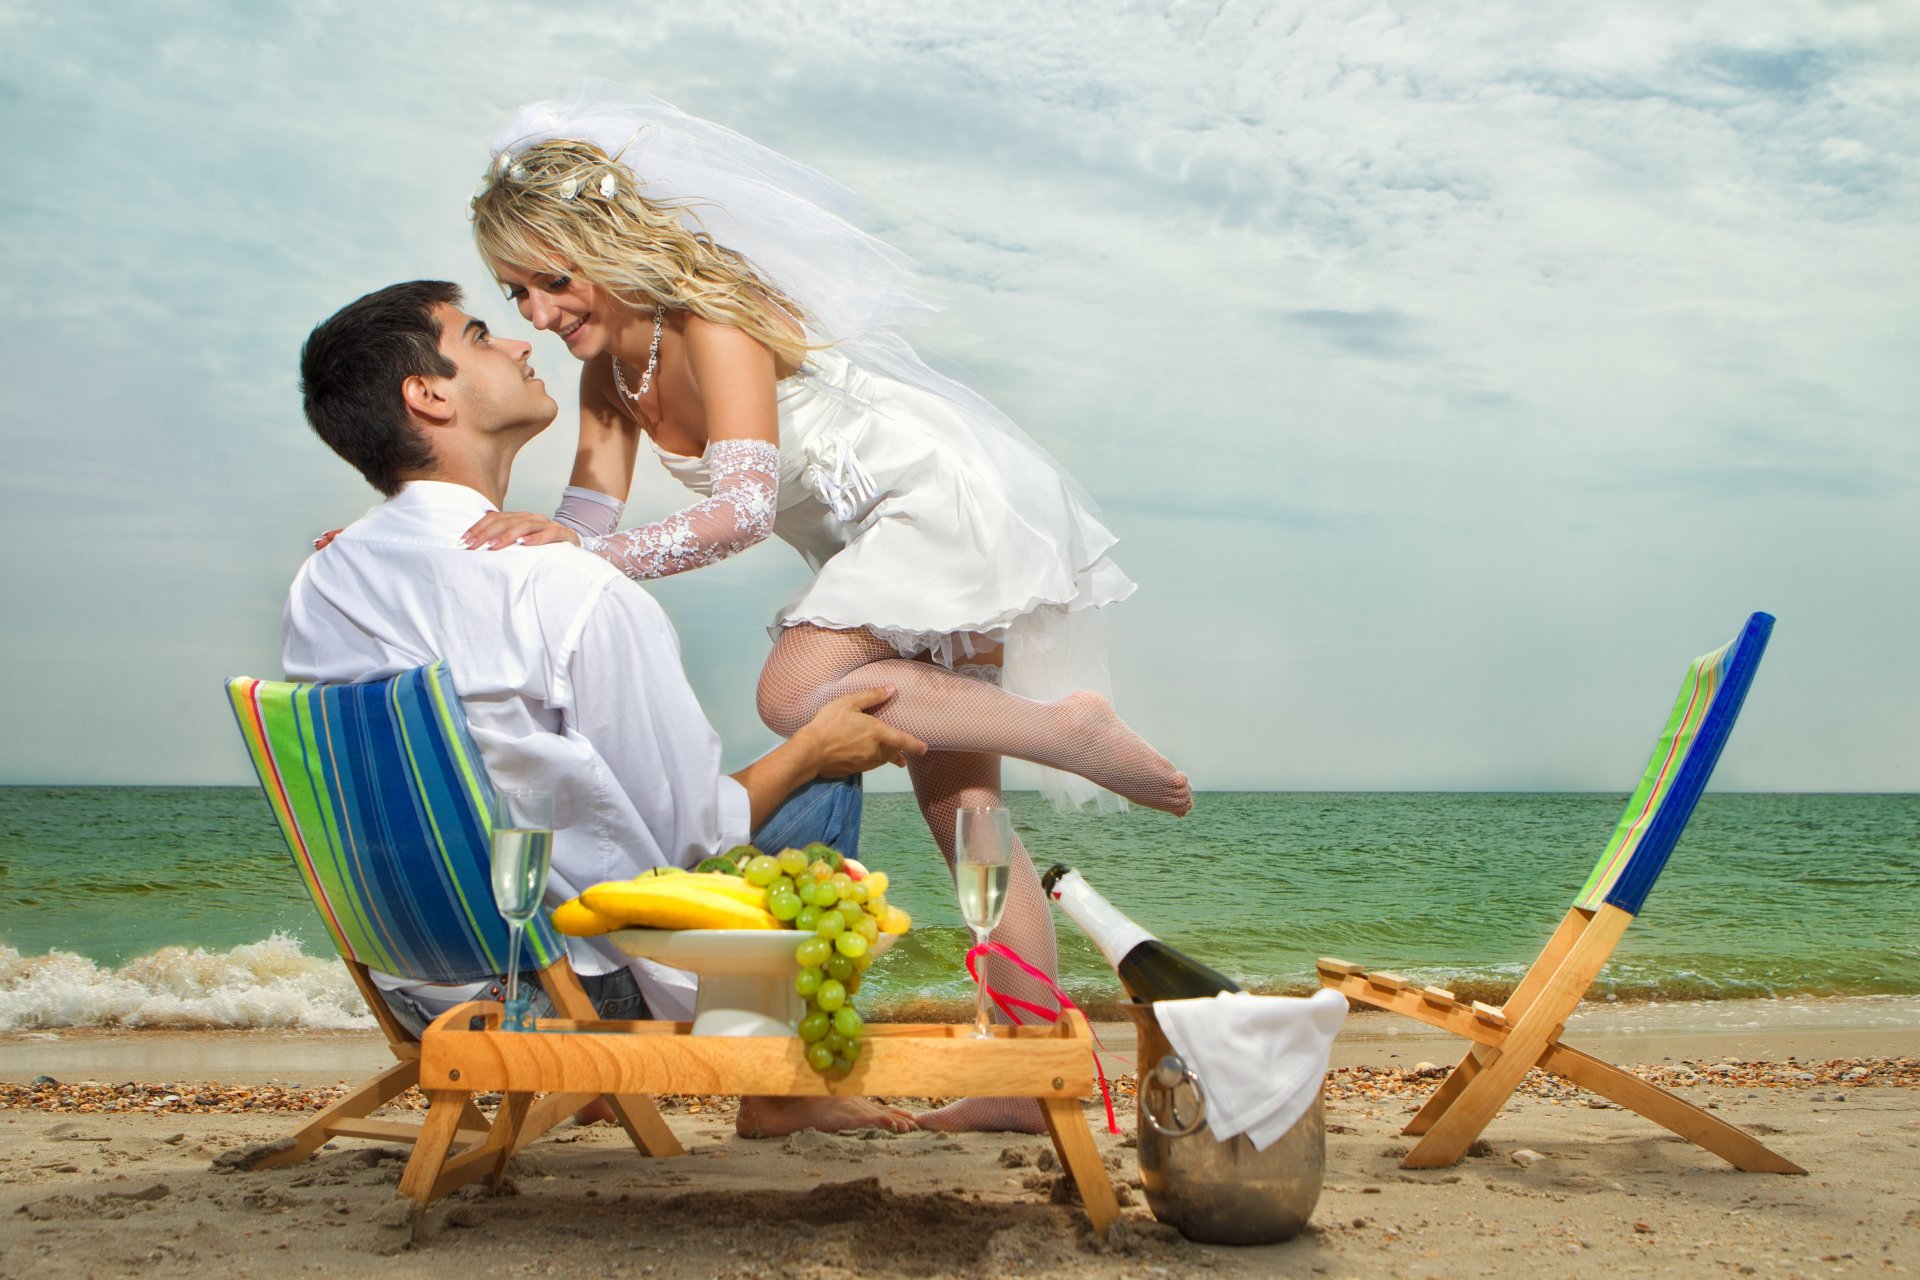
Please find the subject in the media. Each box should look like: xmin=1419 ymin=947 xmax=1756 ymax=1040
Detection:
xmin=905 ymin=750 xmax=1053 ymax=1134
xmin=757 ymin=625 xmax=1191 ymax=816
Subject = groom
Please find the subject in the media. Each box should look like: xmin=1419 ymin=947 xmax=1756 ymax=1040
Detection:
xmin=288 ymin=280 xmax=926 ymax=1135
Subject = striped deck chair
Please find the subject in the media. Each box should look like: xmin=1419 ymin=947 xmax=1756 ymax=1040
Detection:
xmin=1318 ymin=612 xmax=1803 ymax=1173
xmin=225 ymin=662 xmax=680 ymax=1189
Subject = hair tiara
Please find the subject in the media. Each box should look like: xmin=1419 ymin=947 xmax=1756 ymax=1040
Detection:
xmin=480 ymin=146 xmax=623 ymax=204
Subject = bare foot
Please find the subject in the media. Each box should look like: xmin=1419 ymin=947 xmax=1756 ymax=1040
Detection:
xmin=573 ymin=1097 xmax=618 ymax=1126
xmin=914 ymin=1097 xmax=1048 ymax=1134
xmin=735 ymin=1095 xmax=919 ymax=1138
xmin=1059 ymin=692 xmax=1193 ymax=816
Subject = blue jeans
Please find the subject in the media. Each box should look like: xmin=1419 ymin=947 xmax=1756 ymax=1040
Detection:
xmin=379 ymin=774 xmax=864 ymax=1034
xmin=748 ymin=773 xmax=864 ymax=859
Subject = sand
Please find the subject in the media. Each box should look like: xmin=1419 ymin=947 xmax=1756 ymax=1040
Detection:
xmin=2 ymin=1006 xmax=1917 ymax=1279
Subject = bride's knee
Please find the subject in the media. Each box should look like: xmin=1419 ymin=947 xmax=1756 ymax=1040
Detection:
xmin=755 ymin=673 xmax=811 ymax=738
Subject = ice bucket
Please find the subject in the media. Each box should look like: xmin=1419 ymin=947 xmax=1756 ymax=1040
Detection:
xmin=1123 ymin=1002 xmax=1324 ymax=1245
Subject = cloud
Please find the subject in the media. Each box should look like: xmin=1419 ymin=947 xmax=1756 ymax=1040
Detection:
xmin=1695 ymin=46 xmax=1834 ymax=97
xmin=1279 ymin=308 xmax=1429 ymax=360
xmin=0 ymin=0 xmax=1915 ymax=791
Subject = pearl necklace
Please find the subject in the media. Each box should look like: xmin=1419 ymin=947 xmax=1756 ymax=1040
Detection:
xmin=612 ymin=305 xmax=668 ymax=402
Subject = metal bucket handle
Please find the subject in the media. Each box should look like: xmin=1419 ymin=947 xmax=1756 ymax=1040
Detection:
xmin=1142 ymin=1053 xmax=1208 ymax=1139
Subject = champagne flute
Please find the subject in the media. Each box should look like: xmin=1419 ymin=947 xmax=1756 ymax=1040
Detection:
xmin=954 ymin=805 xmax=1013 ymax=1039
xmin=490 ymin=789 xmax=554 ymax=1031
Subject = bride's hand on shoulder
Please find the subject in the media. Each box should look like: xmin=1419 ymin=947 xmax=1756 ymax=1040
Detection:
xmin=461 ymin=511 xmax=582 ymax=550
xmin=311 ymin=528 xmax=344 ymax=552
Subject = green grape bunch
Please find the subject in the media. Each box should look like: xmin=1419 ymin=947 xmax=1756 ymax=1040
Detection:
xmin=730 ymin=842 xmax=903 ymax=1076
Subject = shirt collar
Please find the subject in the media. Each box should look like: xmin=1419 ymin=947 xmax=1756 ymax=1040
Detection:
xmin=390 ymin=480 xmax=500 ymax=515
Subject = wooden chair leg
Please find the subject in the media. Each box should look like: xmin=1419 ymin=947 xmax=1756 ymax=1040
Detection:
xmin=1403 ymin=1036 xmax=1544 ymax=1168
xmin=606 ymin=1094 xmax=684 ymax=1158
xmin=491 ymin=1090 xmax=681 ymax=1160
xmin=1404 ymin=907 xmax=1631 ymax=1168
xmin=1402 ymin=1044 xmax=1492 ymax=1137
xmin=508 ymin=1092 xmax=595 ymax=1154
xmin=1398 ymin=907 xmax=1592 ymax=1142
xmin=255 ymin=1058 xmax=422 ymax=1170
xmin=1040 ymin=1096 xmax=1119 ymax=1237
xmin=532 ymin=958 xmax=682 ymax=1157
xmin=396 ymin=1090 xmax=470 ymax=1205
xmin=1541 ymin=1043 xmax=1805 ymax=1174
xmin=409 ymin=1091 xmax=729 ymax=1205
xmin=1498 ymin=908 xmax=1592 ymax=1023
xmin=488 ymin=1093 xmax=537 ymax=1188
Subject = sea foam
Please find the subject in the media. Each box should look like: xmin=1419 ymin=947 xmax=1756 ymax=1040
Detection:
xmin=0 ymin=935 xmax=372 ymax=1031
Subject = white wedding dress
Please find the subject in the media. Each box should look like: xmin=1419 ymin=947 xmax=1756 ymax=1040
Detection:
xmin=656 ymin=347 xmax=1134 ymax=663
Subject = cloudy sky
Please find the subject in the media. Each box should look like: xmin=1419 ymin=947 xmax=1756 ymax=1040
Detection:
xmin=3 ymin=1 xmax=1914 ymax=792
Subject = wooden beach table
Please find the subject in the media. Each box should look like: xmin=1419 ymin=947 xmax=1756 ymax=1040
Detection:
xmin=397 ymin=1002 xmax=1123 ymax=1235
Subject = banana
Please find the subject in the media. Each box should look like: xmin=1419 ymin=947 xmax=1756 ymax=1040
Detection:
xmin=551 ymin=897 xmax=622 ymax=937
xmin=558 ymin=861 xmax=897 ymax=936
xmin=679 ymin=873 xmax=769 ymax=909
xmin=613 ymin=870 xmax=768 ymax=906
xmin=581 ymin=877 xmax=781 ymax=931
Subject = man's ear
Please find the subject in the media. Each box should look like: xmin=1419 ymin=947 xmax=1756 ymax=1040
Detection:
xmin=401 ymin=373 xmax=455 ymax=427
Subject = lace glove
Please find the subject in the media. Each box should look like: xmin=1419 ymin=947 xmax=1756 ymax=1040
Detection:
xmin=552 ymin=486 xmax=625 ymax=539
xmin=582 ymin=439 xmax=780 ymax=580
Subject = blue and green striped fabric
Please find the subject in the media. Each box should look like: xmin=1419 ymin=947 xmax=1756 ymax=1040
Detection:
xmin=226 ymin=662 xmax=563 ymax=982
xmin=1573 ymin=612 xmax=1774 ymax=917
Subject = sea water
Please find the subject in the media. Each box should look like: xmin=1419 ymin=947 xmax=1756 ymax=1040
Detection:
xmin=1 ymin=787 xmax=1914 ymax=1029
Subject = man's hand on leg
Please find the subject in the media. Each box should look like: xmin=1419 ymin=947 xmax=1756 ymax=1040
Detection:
xmin=798 ymin=687 xmax=928 ymax=776
xmin=734 ymin=689 xmax=927 ymax=830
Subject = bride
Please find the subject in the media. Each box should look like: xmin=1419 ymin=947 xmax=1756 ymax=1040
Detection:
xmin=466 ymin=83 xmax=1190 ymax=1133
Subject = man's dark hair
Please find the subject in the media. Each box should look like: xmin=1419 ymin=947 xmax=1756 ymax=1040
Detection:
xmin=299 ymin=281 xmax=464 ymax=496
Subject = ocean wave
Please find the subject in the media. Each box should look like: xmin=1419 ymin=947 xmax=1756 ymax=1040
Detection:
xmin=1 ymin=928 xmax=1907 ymax=1032
xmin=0 ymin=936 xmax=372 ymax=1031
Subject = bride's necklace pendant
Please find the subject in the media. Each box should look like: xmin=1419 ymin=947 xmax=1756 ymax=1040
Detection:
xmin=613 ymin=304 xmax=668 ymax=402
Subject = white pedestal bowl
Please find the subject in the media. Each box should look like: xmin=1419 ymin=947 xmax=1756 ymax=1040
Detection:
xmin=610 ymin=928 xmax=896 ymax=1037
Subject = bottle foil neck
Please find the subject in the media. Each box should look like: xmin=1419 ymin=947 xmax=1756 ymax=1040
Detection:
xmin=1046 ymin=868 xmax=1154 ymax=968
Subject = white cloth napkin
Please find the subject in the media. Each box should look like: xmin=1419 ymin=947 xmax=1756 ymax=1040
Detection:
xmin=1152 ymin=989 xmax=1348 ymax=1151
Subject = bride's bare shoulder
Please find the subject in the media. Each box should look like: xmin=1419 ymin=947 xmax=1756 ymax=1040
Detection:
xmin=681 ymin=309 xmax=801 ymax=379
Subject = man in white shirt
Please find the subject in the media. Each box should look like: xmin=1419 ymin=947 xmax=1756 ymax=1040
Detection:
xmin=288 ymin=280 xmax=926 ymax=1135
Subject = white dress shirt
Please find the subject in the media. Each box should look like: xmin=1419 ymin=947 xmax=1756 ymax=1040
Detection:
xmin=283 ymin=480 xmax=752 ymax=1017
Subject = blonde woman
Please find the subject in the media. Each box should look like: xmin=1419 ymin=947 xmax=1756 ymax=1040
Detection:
xmin=467 ymin=84 xmax=1189 ymax=1133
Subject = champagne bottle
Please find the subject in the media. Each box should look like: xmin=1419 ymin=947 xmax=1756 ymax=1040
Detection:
xmin=1041 ymin=864 xmax=1242 ymax=1001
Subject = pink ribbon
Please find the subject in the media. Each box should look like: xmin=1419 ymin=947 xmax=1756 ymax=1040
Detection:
xmin=965 ymin=941 xmax=1120 ymax=1135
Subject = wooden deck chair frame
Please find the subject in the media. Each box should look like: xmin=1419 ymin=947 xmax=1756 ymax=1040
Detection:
xmin=1319 ymin=612 xmax=1803 ymax=1174
xmin=226 ymin=664 xmax=681 ymax=1189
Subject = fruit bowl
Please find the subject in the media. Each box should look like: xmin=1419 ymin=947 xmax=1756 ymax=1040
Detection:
xmin=610 ymin=928 xmax=896 ymax=1037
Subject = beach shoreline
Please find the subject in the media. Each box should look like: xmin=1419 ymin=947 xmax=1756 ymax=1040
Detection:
xmin=1 ymin=1004 xmax=1914 ymax=1278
